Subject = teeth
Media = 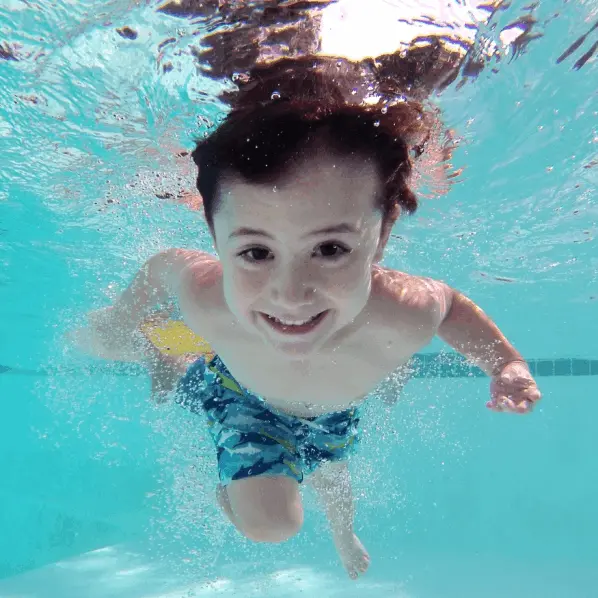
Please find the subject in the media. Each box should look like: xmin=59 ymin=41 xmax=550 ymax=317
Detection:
xmin=267 ymin=314 xmax=317 ymax=326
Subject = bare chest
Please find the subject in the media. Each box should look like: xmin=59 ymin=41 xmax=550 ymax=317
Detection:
xmin=195 ymin=318 xmax=427 ymax=416
xmin=177 ymin=268 xmax=439 ymax=416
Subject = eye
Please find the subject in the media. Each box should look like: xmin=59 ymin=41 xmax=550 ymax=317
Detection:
xmin=313 ymin=242 xmax=350 ymax=259
xmin=238 ymin=247 xmax=273 ymax=262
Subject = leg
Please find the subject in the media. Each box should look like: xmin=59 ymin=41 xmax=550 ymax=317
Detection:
xmin=216 ymin=475 xmax=303 ymax=543
xmin=139 ymin=314 xmax=198 ymax=402
xmin=176 ymin=357 xmax=305 ymax=543
xmin=308 ymin=461 xmax=370 ymax=579
xmin=146 ymin=350 xmax=195 ymax=402
xmin=146 ymin=349 xmax=196 ymax=402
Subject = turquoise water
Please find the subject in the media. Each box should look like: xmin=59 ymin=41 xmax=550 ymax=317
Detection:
xmin=1 ymin=1 xmax=597 ymax=596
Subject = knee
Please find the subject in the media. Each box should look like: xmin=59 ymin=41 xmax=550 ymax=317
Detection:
xmin=227 ymin=476 xmax=304 ymax=544
xmin=242 ymin=510 xmax=303 ymax=543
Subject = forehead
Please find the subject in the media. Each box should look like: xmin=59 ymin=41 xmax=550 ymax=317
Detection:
xmin=216 ymin=150 xmax=382 ymax=235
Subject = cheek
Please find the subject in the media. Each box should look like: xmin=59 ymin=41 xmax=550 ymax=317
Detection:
xmin=321 ymin=257 xmax=373 ymax=299
xmin=224 ymin=264 xmax=267 ymax=307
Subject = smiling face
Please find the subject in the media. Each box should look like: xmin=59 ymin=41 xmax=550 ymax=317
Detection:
xmin=211 ymin=144 xmax=387 ymax=357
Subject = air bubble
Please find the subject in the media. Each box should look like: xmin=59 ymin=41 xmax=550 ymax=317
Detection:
xmin=351 ymin=88 xmax=358 ymax=95
xmin=381 ymin=106 xmax=388 ymax=114
xmin=271 ymin=91 xmax=281 ymax=100
xmin=373 ymin=120 xmax=380 ymax=127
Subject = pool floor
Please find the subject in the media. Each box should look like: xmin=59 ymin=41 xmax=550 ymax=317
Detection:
xmin=0 ymin=542 xmax=596 ymax=598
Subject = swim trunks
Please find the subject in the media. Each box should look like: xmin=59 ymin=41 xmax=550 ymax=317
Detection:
xmin=176 ymin=355 xmax=360 ymax=486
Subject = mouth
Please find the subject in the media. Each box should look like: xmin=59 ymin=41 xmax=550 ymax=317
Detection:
xmin=260 ymin=310 xmax=329 ymax=335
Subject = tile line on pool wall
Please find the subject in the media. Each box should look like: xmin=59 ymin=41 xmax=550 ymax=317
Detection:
xmin=1 ymin=355 xmax=598 ymax=378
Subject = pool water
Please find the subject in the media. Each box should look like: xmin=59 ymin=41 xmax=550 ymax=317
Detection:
xmin=1 ymin=1 xmax=597 ymax=596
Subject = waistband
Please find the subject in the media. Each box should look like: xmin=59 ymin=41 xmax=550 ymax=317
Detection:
xmin=205 ymin=355 xmax=359 ymax=423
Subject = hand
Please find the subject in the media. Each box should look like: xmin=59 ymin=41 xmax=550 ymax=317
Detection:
xmin=487 ymin=360 xmax=541 ymax=414
xmin=86 ymin=306 xmax=129 ymax=347
xmin=69 ymin=306 xmax=138 ymax=360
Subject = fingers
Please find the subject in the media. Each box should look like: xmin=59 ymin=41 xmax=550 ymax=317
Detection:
xmin=486 ymin=396 xmax=536 ymax=414
xmin=490 ymin=362 xmax=541 ymax=414
xmin=505 ymin=386 xmax=542 ymax=406
xmin=487 ymin=396 xmax=518 ymax=412
xmin=514 ymin=398 xmax=535 ymax=414
xmin=524 ymin=386 xmax=542 ymax=403
xmin=489 ymin=376 xmax=542 ymax=414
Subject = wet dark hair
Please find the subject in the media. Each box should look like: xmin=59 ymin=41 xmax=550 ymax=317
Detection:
xmin=191 ymin=57 xmax=445 ymax=236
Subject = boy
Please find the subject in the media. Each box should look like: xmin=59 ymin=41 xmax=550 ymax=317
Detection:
xmin=74 ymin=58 xmax=541 ymax=580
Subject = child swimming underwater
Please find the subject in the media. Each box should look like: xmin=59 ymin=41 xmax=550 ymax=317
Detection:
xmin=73 ymin=58 xmax=541 ymax=579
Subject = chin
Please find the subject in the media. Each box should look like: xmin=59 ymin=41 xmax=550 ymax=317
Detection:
xmin=271 ymin=338 xmax=323 ymax=359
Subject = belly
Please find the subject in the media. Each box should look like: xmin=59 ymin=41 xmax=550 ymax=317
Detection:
xmin=264 ymin=394 xmax=367 ymax=418
xmin=210 ymin=332 xmax=410 ymax=417
xmin=230 ymin=362 xmax=388 ymax=417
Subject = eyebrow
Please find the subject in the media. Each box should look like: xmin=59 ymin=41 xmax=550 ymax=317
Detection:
xmin=229 ymin=227 xmax=274 ymax=240
xmin=228 ymin=223 xmax=359 ymax=240
xmin=307 ymin=223 xmax=359 ymax=237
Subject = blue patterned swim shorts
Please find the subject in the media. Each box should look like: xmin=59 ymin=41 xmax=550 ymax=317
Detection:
xmin=176 ymin=356 xmax=361 ymax=486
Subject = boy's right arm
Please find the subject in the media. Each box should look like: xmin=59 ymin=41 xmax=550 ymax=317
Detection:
xmin=71 ymin=249 xmax=208 ymax=361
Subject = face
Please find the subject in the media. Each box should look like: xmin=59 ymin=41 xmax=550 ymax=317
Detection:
xmin=212 ymin=147 xmax=386 ymax=357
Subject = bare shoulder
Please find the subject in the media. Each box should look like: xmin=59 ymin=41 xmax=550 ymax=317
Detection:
xmin=174 ymin=250 xmax=222 ymax=290
xmin=167 ymin=249 xmax=224 ymax=322
xmin=371 ymin=266 xmax=453 ymax=327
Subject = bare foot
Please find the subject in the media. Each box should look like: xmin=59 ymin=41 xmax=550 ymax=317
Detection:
xmin=333 ymin=531 xmax=370 ymax=580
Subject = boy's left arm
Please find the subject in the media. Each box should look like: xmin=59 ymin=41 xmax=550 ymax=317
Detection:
xmin=436 ymin=286 xmax=542 ymax=414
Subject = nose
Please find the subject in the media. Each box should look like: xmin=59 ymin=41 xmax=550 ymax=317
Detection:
xmin=269 ymin=261 xmax=315 ymax=308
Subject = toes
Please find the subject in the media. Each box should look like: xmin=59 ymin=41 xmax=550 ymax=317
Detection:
xmin=360 ymin=557 xmax=370 ymax=570
xmin=346 ymin=555 xmax=370 ymax=579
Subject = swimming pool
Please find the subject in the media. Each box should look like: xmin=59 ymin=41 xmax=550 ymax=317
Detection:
xmin=1 ymin=1 xmax=597 ymax=596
